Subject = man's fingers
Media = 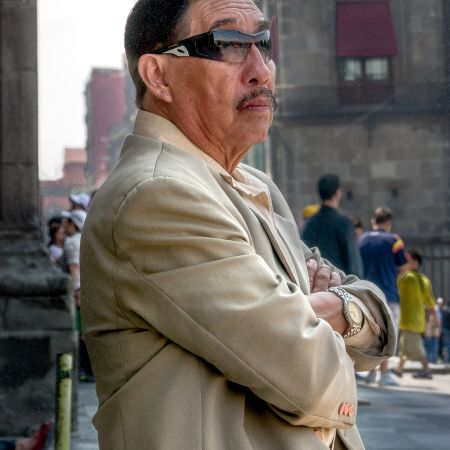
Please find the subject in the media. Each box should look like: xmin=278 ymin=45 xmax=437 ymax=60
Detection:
xmin=329 ymin=271 xmax=342 ymax=288
xmin=307 ymin=258 xmax=342 ymax=292
xmin=306 ymin=259 xmax=318 ymax=290
xmin=311 ymin=264 xmax=332 ymax=293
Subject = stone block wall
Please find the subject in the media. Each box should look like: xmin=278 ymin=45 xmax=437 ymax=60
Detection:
xmin=270 ymin=116 xmax=450 ymax=238
xmin=0 ymin=231 xmax=76 ymax=437
xmin=266 ymin=0 xmax=450 ymax=239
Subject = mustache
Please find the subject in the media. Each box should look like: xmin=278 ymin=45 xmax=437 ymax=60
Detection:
xmin=236 ymin=87 xmax=278 ymax=111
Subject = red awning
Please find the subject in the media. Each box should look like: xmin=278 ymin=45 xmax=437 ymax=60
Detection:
xmin=336 ymin=1 xmax=398 ymax=57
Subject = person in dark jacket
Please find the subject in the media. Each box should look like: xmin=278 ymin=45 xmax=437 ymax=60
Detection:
xmin=302 ymin=174 xmax=363 ymax=277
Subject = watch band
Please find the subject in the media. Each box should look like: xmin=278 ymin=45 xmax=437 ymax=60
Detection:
xmin=327 ymin=287 xmax=363 ymax=338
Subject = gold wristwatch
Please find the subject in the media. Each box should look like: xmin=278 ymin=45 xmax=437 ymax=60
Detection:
xmin=327 ymin=287 xmax=364 ymax=338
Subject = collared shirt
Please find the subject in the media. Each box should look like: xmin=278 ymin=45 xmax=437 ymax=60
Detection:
xmin=134 ymin=110 xmax=276 ymax=226
xmin=359 ymin=229 xmax=408 ymax=302
xmin=133 ymin=110 xmax=378 ymax=449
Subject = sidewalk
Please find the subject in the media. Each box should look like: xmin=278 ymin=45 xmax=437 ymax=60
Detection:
xmin=356 ymin=368 xmax=450 ymax=450
xmin=356 ymin=356 xmax=450 ymax=393
xmin=72 ymin=357 xmax=449 ymax=449
xmin=72 ymin=382 xmax=98 ymax=450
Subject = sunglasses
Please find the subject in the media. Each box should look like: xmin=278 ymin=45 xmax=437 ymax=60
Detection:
xmin=151 ymin=29 xmax=272 ymax=63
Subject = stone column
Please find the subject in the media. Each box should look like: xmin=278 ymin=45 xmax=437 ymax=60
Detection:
xmin=0 ymin=0 xmax=76 ymax=437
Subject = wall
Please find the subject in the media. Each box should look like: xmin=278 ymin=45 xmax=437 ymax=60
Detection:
xmin=267 ymin=0 xmax=450 ymax=238
xmin=0 ymin=0 xmax=76 ymax=437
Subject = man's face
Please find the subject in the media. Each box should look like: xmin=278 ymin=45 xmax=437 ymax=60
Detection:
xmin=162 ymin=0 xmax=276 ymax=163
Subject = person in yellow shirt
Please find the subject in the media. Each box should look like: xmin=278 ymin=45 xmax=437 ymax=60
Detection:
xmin=394 ymin=250 xmax=436 ymax=379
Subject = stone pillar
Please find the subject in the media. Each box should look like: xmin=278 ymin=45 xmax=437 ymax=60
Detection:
xmin=0 ymin=0 xmax=76 ymax=437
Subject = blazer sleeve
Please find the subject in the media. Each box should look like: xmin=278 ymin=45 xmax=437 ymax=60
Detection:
xmin=112 ymin=176 xmax=357 ymax=429
xmin=240 ymin=164 xmax=396 ymax=372
xmin=302 ymin=243 xmax=397 ymax=371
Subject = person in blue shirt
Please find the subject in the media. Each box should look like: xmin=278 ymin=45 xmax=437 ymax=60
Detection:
xmin=359 ymin=206 xmax=409 ymax=386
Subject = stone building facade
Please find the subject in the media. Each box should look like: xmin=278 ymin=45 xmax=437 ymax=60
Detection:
xmin=265 ymin=0 xmax=450 ymax=297
xmin=266 ymin=0 xmax=450 ymax=236
xmin=85 ymin=68 xmax=128 ymax=189
xmin=40 ymin=147 xmax=88 ymax=222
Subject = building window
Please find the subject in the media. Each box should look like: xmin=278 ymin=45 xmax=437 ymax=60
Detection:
xmin=338 ymin=56 xmax=393 ymax=104
xmin=365 ymin=58 xmax=390 ymax=80
xmin=336 ymin=1 xmax=398 ymax=105
xmin=339 ymin=58 xmax=362 ymax=81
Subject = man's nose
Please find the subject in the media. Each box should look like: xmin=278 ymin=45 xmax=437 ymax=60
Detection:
xmin=244 ymin=44 xmax=272 ymax=85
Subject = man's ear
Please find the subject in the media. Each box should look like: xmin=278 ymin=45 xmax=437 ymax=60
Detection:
xmin=138 ymin=54 xmax=173 ymax=103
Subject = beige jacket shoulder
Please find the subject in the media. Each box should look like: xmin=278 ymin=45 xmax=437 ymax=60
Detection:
xmin=81 ymin=134 xmax=395 ymax=450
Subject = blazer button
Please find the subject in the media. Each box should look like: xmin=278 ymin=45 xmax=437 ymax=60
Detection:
xmin=314 ymin=428 xmax=324 ymax=441
xmin=348 ymin=404 xmax=355 ymax=417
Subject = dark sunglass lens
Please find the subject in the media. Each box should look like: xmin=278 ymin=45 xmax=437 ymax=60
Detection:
xmin=193 ymin=30 xmax=272 ymax=63
xmin=218 ymin=41 xmax=251 ymax=62
xmin=195 ymin=39 xmax=221 ymax=59
xmin=256 ymin=39 xmax=272 ymax=62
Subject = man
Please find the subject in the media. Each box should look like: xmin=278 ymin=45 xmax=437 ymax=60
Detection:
xmin=302 ymin=174 xmax=363 ymax=277
xmin=62 ymin=209 xmax=87 ymax=297
xmin=80 ymin=1 xmax=395 ymax=448
xmin=352 ymin=216 xmax=364 ymax=239
xmin=62 ymin=209 xmax=93 ymax=381
xmin=394 ymin=250 xmax=435 ymax=379
xmin=359 ymin=207 xmax=408 ymax=386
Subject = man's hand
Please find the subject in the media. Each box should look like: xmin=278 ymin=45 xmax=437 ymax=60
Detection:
xmin=306 ymin=258 xmax=341 ymax=293
xmin=307 ymin=291 xmax=348 ymax=335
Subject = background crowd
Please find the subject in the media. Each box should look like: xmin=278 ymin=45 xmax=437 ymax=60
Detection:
xmin=46 ymin=192 xmax=95 ymax=382
xmin=300 ymin=173 xmax=450 ymax=386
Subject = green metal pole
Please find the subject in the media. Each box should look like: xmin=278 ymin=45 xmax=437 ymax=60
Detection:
xmin=55 ymin=353 xmax=73 ymax=450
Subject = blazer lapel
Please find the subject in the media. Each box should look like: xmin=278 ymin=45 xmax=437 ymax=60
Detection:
xmin=272 ymin=212 xmax=311 ymax=294
xmin=214 ymin=170 xmax=305 ymax=290
xmin=246 ymin=202 xmax=300 ymax=287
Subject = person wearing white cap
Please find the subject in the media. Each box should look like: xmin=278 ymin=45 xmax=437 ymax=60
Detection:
xmin=69 ymin=193 xmax=91 ymax=211
xmin=62 ymin=209 xmax=93 ymax=381
xmin=62 ymin=209 xmax=86 ymax=295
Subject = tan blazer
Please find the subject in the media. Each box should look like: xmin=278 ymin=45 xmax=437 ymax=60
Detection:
xmin=81 ymin=133 xmax=396 ymax=450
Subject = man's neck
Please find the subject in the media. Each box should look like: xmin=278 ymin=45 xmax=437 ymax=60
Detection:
xmin=372 ymin=224 xmax=389 ymax=232
xmin=145 ymin=107 xmax=251 ymax=174
xmin=322 ymin=199 xmax=339 ymax=209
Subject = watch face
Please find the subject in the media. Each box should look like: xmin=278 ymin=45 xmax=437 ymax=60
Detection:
xmin=348 ymin=302 xmax=362 ymax=324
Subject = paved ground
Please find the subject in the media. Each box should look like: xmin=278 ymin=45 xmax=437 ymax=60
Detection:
xmin=72 ymin=359 xmax=450 ymax=449
xmin=72 ymin=382 xmax=98 ymax=450
xmin=357 ymin=375 xmax=450 ymax=449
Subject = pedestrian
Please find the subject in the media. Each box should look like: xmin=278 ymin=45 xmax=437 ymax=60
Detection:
xmin=352 ymin=216 xmax=364 ymax=239
xmin=68 ymin=192 xmax=91 ymax=211
xmin=424 ymin=297 xmax=442 ymax=364
xmin=80 ymin=1 xmax=396 ymax=449
xmin=47 ymin=216 xmax=65 ymax=267
xmin=61 ymin=209 xmax=93 ymax=382
xmin=440 ymin=298 xmax=450 ymax=367
xmin=297 ymin=203 xmax=320 ymax=231
xmin=302 ymin=174 xmax=363 ymax=277
xmin=359 ymin=206 xmax=409 ymax=386
xmin=394 ymin=250 xmax=435 ymax=379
